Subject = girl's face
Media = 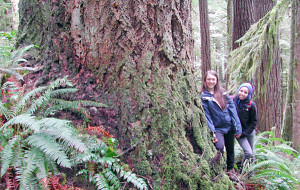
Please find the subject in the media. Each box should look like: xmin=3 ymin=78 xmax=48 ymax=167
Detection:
xmin=238 ymin=87 xmax=249 ymax=100
xmin=206 ymin=74 xmax=217 ymax=90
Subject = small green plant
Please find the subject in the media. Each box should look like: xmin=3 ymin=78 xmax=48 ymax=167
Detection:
xmin=0 ymin=34 xmax=37 ymax=86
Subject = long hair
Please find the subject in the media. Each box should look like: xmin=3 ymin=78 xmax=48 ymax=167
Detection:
xmin=200 ymin=70 xmax=226 ymax=110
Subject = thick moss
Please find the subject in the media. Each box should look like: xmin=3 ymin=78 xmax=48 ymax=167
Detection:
xmin=135 ymin=160 xmax=153 ymax=176
xmin=85 ymin=41 xmax=234 ymax=189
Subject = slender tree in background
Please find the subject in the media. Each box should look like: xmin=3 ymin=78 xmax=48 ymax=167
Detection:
xmin=282 ymin=0 xmax=297 ymax=143
xmin=293 ymin=0 xmax=300 ymax=151
xmin=199 ymin=0 xmax=211 ymax=78
xmin=16 ymin=0 xmax=235 ymax=189
xmin=225 ymin=0 xmax=233 ymax=88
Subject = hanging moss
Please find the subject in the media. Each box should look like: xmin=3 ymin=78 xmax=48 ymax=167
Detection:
xmin=227 ymin=0 xmax=292 ymax=93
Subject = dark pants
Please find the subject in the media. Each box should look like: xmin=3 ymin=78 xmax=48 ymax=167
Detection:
xmin=215 ymin=131 xmax=235 ymax=170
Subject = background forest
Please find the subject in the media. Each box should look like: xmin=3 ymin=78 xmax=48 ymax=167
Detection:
xmin=0 ymin=0 xmax=300 ymax=190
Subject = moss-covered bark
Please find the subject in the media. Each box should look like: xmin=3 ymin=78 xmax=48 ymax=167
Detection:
xmin=17 ymin=0 xmax=235 ymax=189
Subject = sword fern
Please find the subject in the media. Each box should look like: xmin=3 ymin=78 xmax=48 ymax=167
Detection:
xmin=75 ymin=135 xmax=148 ymax=190
xmin=236 ymin=131 xmax=300 ymax=190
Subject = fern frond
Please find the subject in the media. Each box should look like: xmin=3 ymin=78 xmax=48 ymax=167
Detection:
xmin=84 ymin=136 xmax=109 ymax=153
xmin=122 ymin=171 xmax=147 ymax=190
xmin=17 ymin=148 xmax=40 ymax=189
xmin=255 ymin=168 xmax=298 ymax=183
xmin=256 ymin=150 xmax=290 ymax=165
xmin=10 ymin=45 xmax=36 ymax=63
xmin=103 ymin=168 xmax=121 ymax=189
xmin=34 ymin=152 xmax=51 ymax=181
xmin=14 ymin=86 xmax=48 ymax=115
xmin=25 ymin=93 xmax=51 ymax=114
xmin=251 ymin=169 xmax=299 ymax=189
xmin=78 ymin=100 xmax=107 ymax=108
xmin=93 ymin=173 xmax=110 ymax=190
xmin=0 ymin=114 xmax=40 ymax=131
xmin=48 ymin=77 xmax=73 ymax=90
xmin=26 ymin=133 xmax=72 ymax=168
xmin=44 ymin=99 xmax=89 ymax=117
xmin=267 ymin=143 xmax=298 ymax=157
xmin=0 ymin=68 xmax=23 ymax=81
xmin=37 ymin=118 xmax=87 ymax=153
xmin=245 ymin=131 xmax=300 ymax=190
xmin=0 ymin=101 xmax=12 ymax=120
xmin=14 ymin=66 xmax=37 ymax=72
xmin=50 ymin=88 xmax=79 ymax=97
xmin=38 ymin=117 xmax=72 ymax=132
xmin=1 ymin=136 xmax=21 ymax=177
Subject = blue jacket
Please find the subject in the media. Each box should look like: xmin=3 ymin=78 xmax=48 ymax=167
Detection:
xmin=201 ymin=90 xmax=242 ymax=134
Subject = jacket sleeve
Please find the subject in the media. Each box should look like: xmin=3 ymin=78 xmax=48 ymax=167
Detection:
xmin=243 ymin=101 xmax=258 ymax=136
xmin=201 ymin=98 xmax=216 ymax=133
xmin=225 ymin=94 xmax=242 ymax=135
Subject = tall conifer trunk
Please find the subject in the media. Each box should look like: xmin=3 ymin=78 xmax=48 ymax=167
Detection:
xmin=282 ymin=0 xmax=297 ymax=143
xmin=199 ymin=0 xmax=211 ymax=78
xmin=252 ymin=0 xmax=283 ymax=136
xmin=232 ymin=0 xmax=282 ymax=135
xmin=17 ymin=0 xmax=234 ymax=189
xmin=293 ymin=0 xmax=300 ymax=151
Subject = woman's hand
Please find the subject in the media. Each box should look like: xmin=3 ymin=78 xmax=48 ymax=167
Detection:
xmin=235 ymin=134 xmax=241 ymax=139
xmin=212 ymin=133 xmax=218 ymax=143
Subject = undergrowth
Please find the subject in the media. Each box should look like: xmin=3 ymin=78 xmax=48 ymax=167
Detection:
xmin=0 ymin=34 xmax=148 ymax=189
xmin=234 ymin=131 xmax=300 ymax=190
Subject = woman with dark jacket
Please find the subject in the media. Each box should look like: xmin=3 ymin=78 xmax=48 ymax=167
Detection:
xmin=232 ymin=83 xmax=257 ymax=171
xmin=200 ymin=70 xmax=242 ymax=176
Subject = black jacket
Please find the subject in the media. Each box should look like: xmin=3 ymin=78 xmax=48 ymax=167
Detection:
xmin=233 ymin=96 xmax=257 ymax=137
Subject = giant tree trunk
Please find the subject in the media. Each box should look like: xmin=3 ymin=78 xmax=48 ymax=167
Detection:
xmin=294 ymin=0 xmax=300 ymax=151
xmin=17 ymin=0 xmax=234 ymax=189
xmin=252 ymin=0 xmax=283 ymax=136
xmin=199 ymin=0 xmax=211 ymax=78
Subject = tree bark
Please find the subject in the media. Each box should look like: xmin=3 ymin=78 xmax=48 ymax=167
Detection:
xmin=293 ymin=0 xmax=300 ymax=151
xmin=282 ymin=0 xmax=297 ymax=142
xmin=232 ymin=0 xmax=283 ymax=135
xmin=232 ymin=0 xmax=254 ymax=50
xmin=199 ymin=0 xmax=211 ymax=78
xmin=225 ymin=0 xmax=233 ymax=88
xmin=252 ymin=0 xmax=283 ymax=136
xmin=17 ymin=0 xmax=234 ymax=189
